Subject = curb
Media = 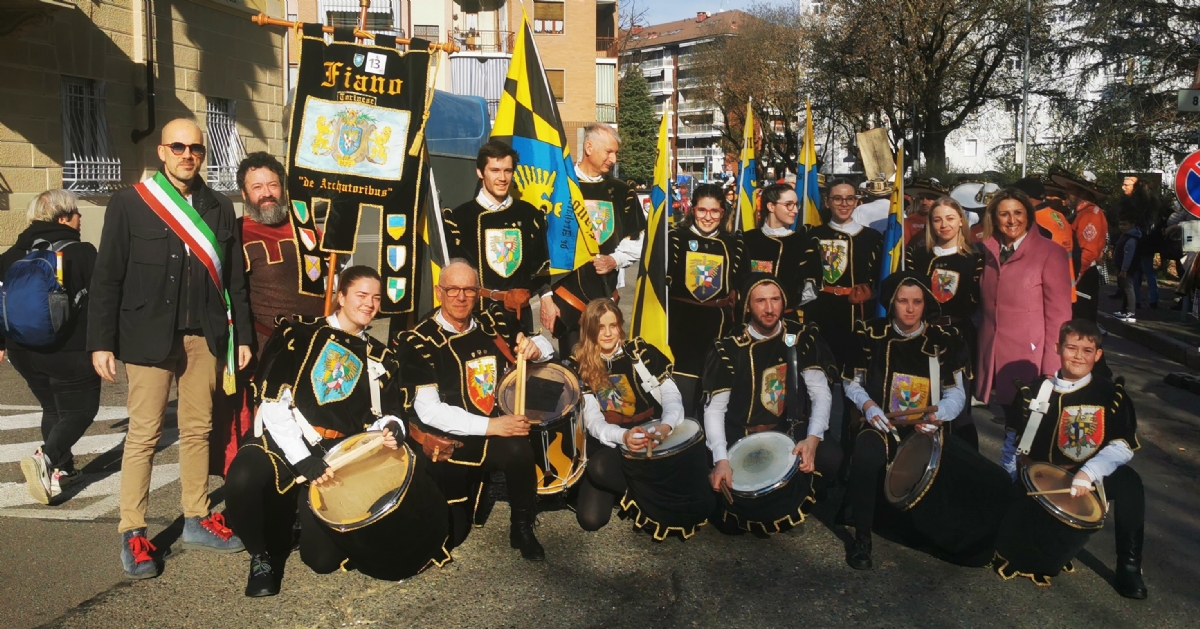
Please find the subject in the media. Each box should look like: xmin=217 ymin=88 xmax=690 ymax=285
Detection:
xmin=1099 ymin=313 xmax=1200 ymax=370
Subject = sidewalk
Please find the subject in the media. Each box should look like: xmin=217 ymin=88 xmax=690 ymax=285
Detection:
xmin=1096 ymin=277 xmax=1200 ymax=369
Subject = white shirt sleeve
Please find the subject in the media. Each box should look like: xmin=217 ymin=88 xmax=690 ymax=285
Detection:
xmin=704 ymin=390 xmax=731 ymax=462
xmin=934 ymin=385 xmax=966 ymax=422
xmin=1080 ymin=441 xmax=1135 ymax=484
xmin=414 ymin=385 xmax=491 ymax=436
xmin=581 ymin=394 xmax=628 ymax=449
xmin=366 ymin=415 xmax=405 ymax=436
xmin=802 ymin=369 xmax=832 ymax=439
xmin=608 ymin=233 xmax=644 ymax=269
xmin=658 ymin=378 xmax=684 ymax=430
xmin=529 ymin=335 xmax=554 ymax=363
xmin=259 ymin=398 xmax=315 ymax=466
xmin=843 ymin=379 xmax=874 ymax=411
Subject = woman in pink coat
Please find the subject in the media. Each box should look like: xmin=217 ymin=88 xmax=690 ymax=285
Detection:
xmin=976 ymin=188 xmax=1073 ymax=405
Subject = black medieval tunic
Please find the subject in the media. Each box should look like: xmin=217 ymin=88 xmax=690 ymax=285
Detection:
xmin=741 ymin=227 xmax=817 ymax=315
xmin=803 ymin=223 xmax=882 ymax=368
xmin=666 ymin=226 xmax=744 ymax=381
xmin=569 ymin=337 xmax=670 ymax=427
xmin=905 ymin=244 xmax=984 ymax=391
xmin=1007 ymin=376 xmax=1139 ymax=469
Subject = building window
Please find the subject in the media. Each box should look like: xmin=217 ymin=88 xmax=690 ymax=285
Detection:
xmin=964 ymin=139 xmax=979 ymax=157
xmin=206 ymin=98 xmax=246 ymax=193
xmin=534 ymin=1 xmax=565 ymax=34
xmin=545 ymin=69 xmax=565 ymax=102
xmin=60 ymin=76 xmax=120 ymax=192
xmin=413 ymin=24 xmax=440 ymax=41
xmin=323 ymin=0 xmax=402 ymax=37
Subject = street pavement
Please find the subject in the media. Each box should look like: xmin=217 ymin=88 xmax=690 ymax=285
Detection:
xmin=1 ymin=321 xmax=1199 ymax=628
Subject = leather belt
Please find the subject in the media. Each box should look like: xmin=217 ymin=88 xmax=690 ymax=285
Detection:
xmin=746 ymin=422 xmax=780 ymax=434
xmin=934 ymin=316 xmax=963 ymax=326
xmin=311 ymin=426 xmax=346 ymax=440
xmin=820 ymin=285 xmax=853 ymax=296
xmin=671 ymin=293 xmax=736 ymax=308
xmin=408 ymin=422 xmax=464 ymax=462
xmin=603 ymin=408 xmax=655 ymax=426
xmin=480 ymin=287 xmax=532 ymax=320
xmin=554 ymin=285 xmax=588 ymax=313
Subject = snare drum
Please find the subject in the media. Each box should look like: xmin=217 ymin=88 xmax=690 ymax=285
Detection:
xmin=722 ymin=431 xmax=813 ymax=535
xmin=497 ymin=362 xmax=585 ymax=496
xmin=994 ymin=462 xmax=1107 ymax=583
xmin=619 ymin=418 xmax=714 ymax=540
xmin=305 ymin=432 xmax=451 ymax=580
xmin=884 ymin=431 xmax=1013 ymax=563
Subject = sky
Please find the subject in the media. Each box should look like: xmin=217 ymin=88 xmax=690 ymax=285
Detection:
xmin=636 ymin=0 xmax=778 ymax=26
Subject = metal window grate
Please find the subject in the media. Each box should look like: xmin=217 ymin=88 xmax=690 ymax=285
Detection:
xmin=206 ymin=98 xmax=246 ymax=193
xmin=413 ymin=24 xmax=440 ymax=41
xmin=322 ymin=0 xmax=403 ymax=38
xmin=61 ymin=76 xmax=121 ymax=192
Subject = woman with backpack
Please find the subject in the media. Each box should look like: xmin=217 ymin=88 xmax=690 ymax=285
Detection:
xmin=0 ymin=189 xmax=99 ymax=505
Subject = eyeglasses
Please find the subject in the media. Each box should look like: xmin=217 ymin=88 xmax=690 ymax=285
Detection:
xmin=694 ymin=206 xmax=724 ymax=217
xmin=773 ymin=201 xmax=799 ymax=210
xmin=438 ymin=285 xmax=479 ymax=298
xmin=161 ymin=142 xmax=206 ymax=157
xmin=830 ymin=196 xmax=859 ymax=205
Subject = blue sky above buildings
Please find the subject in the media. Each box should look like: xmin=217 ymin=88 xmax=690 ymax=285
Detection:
xmin=638 ymin=0 xmax=766 ymax=25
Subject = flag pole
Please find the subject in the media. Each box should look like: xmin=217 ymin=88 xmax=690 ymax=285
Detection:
xmin=800 ymin=101 xmax=810 ymax=223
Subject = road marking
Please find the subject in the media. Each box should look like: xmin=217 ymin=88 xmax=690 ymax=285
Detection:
xmin=0 ymin=464 xmax=181 ymax=521
xmin=0 ymin=405 xmax=42 ymax=412
xmin=0 ymin=406 xmax=141 ymax=431
xmin=0 ymin=428 xmax=180 ymax=465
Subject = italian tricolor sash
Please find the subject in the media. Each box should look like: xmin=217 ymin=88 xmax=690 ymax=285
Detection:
xmin=135 ymin=172 xmax=237 ymax=394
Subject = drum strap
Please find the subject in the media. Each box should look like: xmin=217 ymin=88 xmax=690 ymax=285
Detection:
xmin=367 ymin=358 xmax=386 ymax=417
xmin=632 ymin=358 xmax=664 ymax=405
xmin=785 ymin=341 xmax=808 ymax=436
xmin=1018 ymin=380 xmax=1056 ymax=455
xmin=929 ymin=347 xmax=941 ymax=407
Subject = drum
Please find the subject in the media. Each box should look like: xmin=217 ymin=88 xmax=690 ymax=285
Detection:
xmin=306 ymin=431 xmax=451 ymax=580
xmin=994 ymin=462 xmax=1107 ymax=583
xmin=884 ymin=431 xmax=1013 ymax=564
xmin=497 ymin=361 xmax=586 ymax=495
xmin=721 ymin=431 xmax=813 ymax=535
xmin=619 ymin=418 xmax=714 ymax=540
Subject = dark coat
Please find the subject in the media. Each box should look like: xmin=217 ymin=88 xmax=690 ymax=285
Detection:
xmin=0 ymin=221 xmax=97 ymax=352
xmin=87 ymin=177 xmax=252 ymax=365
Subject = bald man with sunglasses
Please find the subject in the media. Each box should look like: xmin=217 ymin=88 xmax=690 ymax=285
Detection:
xmin=89 ymin=118 xmax=253 ymax=579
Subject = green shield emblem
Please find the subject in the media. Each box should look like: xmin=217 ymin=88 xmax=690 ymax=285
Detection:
xmin=484 ymin=228 xmax=523 ymax=278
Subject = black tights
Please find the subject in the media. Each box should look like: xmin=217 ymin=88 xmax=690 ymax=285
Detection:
xmin=445 ymin=435 xmax=538 ymax=548
xmin=224 ymin=446 xmax=298 ymax=558
xmin=847 ymin=429 xmax=889 ymax=534
xmin=576 ymin=443 xmax=628 ymax=532
xmin=1106 ymin=464 xmax=1145 ymax=535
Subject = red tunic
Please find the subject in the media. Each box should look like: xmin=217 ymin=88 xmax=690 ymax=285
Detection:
xmin=240 ymin=217 xmax=325 ymax=354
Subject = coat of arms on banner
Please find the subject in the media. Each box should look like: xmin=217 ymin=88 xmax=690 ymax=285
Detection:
xmin=1058 ymin=405 xmax=1105 ymax=462
xmin=299 ymin=228 xmax=317 ymax=250
xmin=485 ymin=228 xmax=523 ymax=278
xmin=304 ymin=255 xmax=323 ymax=282
xmin=386 ymin=215 xmax=407 ymax=239
xmin=297 ymin=97 xmax=410 ymax=179
xmin=292 ymin=200 xmax=310 ymax=223
xmin=466 ymin=356 xmax=498 ymax=414
xmin=386 ymin=245 xmax=407 ymax=272
xmin=585 ymin=200 xmax=615 ymax=244
xmin=888 ymin=373 xmax=930 ymax=413
xmin=597 ymin=374 xmax=636 ymax=416
xmin=310 ymin=339 xmax=362 ymax=405
xmin=932 ymin=269 xmax=960 ymax=303
xmin=750 ymin=259 xmax=775 ymax=274
xmin=820 ymin=239 xmax=849 ymax=284
xmin=685 ymin=251 xmax=723 ymax=301
xmin=760 ymin=363 xmax=787 ymax=416
xmin=386 ymin=278 xmax=406 ymax=302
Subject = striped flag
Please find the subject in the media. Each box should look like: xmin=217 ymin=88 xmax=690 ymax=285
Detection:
xmin=490 ymin=9 xmax=598 ymax=276
xmin=632 ymin=108 xmax=673 ymax=361
xmin=878 ymin=142 xmax=905 ymax=315
xmin=737 ymin=100 xmax=758 ymax=232
xmin=795 ymin=101 xmax=822 ymax=228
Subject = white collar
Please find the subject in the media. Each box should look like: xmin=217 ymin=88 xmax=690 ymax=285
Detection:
xmin=933 ymin=245 xmax=958 ymax=256
xmin=689 ymin=225 xmax=718 ymax=238
xmin=892 ymin=321 xmax=926 ymax=338
xmin=1052 ymin=371 xmax=1092 ymax=393
xmin=1001 ymin=232 xmax=1028 ymax=251
xmin=747 ymin=321 xmax=783 ymax=340
xmin=600 ymin=344 xmax=625 ymax=364
xmin=435 ymin=310 xmax=477 ymax=335
xmin=326 ymin=313 xmax=367 ymax=340
xmin=829 ymin=219 xmax=863 ymax=235
xmin=475 ymin=189 xmax=513 ymax=211
xmin=574 ymin=163 xmax=604 ymax=184
xmin=762 ymin=223 xmax=794 ymax=237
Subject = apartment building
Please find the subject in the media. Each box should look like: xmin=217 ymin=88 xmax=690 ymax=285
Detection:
xmin=0 ymin=0 xmax=288 ymax=247
xmin=619 ymin=11 xmax=746 ymax=181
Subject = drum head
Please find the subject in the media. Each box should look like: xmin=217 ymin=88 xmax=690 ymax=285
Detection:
xmin=498 ymin=362 xmax=581 ymax=426
xmin=622 ymin=418 xmax=702 ymax=458
xmin=308 ymin=432 xmax=415 ymax=532
xmin=727 ymin=432 xmax=797 ymax=494
xmin=1024 ymin=462 xmax=1105 ymax=526
xmin=885 ymin=432 xmax=940 ymax=506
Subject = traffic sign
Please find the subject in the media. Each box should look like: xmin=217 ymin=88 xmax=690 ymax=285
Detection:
xmin=1180 ymin=89 xmax=1200 ymax=112
xmin=1176 ymin=150 xmax=1200 ymax=217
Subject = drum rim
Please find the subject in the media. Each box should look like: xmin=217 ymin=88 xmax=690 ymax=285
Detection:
xmin=620 ymin=418 xmax=704 ymax=459
xmin=533 ymin=411 xmax=589 ymax=496
xmin=497 ymin=362 xmax=582 ymax=427
xmin=884 ymin=431 xmax=943 ymax=509
xmin=1020 ymin=461 xmax=1107 ymax=530
xmin=727 ymin=431 xmax=799 ymax=497
xmin=308 ymin=436 xmax=417 ymax=532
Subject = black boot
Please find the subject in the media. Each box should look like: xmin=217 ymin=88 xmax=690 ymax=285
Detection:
xmin=244 ymin=553 xmax=279 ymax=597
xmin=847 ymin=531 xmax=873 ymax=570
xmin=510 ymin=507 xmax=545 ymax=561
xmin=1114 ymin=527 xmax=1148 ymax=600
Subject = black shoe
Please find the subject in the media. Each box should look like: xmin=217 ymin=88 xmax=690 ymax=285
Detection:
xmin=244 ymin=553 xmax=279 ymax=597
xmin=1114 ymin=527 xmax=1148 ymax=600
xmin=847 ymin=533 xmax=873 ymax=570
xmin=509 ymin=507 xmax=545 ymax=561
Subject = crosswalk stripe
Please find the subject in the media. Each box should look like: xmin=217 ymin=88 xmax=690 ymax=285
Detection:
xmin=0 ymin=464 xmax=181 ymax=521
xmin=0 ymin=428 xmax=180 ymax=465
xmin=0 ymin=405 xmax=42 ymax=412
xmin=0 ymin=406 xmax=140 ymax=431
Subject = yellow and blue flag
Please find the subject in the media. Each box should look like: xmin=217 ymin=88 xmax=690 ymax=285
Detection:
xmin=878 ymin=142 xmax=905 ymax=316
xmin=632 ymin=109 xmax=673 ymax=361
xmin=737 ymin=100 xmax=758 ymax=232
xmin=491 ymin=9 xmax=598 ymax=275
xmin=795 ymin=101 xmax=822 ymax=228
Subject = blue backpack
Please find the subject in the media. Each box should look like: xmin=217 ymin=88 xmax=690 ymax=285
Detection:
xmin=0 ymin=239 xmax=83 ymax=347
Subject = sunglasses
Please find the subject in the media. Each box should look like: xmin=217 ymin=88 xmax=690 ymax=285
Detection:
xmin=161 ymin=142 xmax=206 ymax=157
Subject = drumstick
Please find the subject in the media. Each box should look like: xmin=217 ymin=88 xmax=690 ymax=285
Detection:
xmin=324 ymin=434 xmax=386 ymax=472
xmin=720 ymin=482 xmax=734 ymax=505
xmin=1027 ymin=487 xmax=1091 ymax=497
xmin=515 ymin=348 xmax=527 ymax=417
xmin=884 ymin=406 xmax=939 ymax=420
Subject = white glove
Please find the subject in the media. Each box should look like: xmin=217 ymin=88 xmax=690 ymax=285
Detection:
xmin=865 ymin=406 xmax=890 ymax=432
xmin=1070 ymin=477 xmax=1093 ymax=497
xmin=917 ymin=422 xmax=939 ymax=434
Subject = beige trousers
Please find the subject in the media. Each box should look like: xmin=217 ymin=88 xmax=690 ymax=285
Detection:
xmin=118 ymin=334 xmax=217 ymax=533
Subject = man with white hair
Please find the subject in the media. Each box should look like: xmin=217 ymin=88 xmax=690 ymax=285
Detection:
xmin=539 ymin=123 xmax=646 ymax=352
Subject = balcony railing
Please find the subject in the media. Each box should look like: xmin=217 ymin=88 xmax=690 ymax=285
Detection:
xmin=647 ymin=80 xmax=672 ymax=94
xmin=451 ymin=29 xmax=514 ymax=54
xmin=678 ymin=102 xmax=712 ymax=114
xmin=676 ymin=147 xmax=724 ymax=160
xmin=596 ymin=103 xmax=617 ymax=123
xmin=678 ymin=124 xmax=722 ymax=137
xmin=596 ymin=36 xmax=617 ymax=58
xmin=678 ymin=76 xmax=702 ymax=89
xmin=638 ymin=57 xmax=670 ymax=71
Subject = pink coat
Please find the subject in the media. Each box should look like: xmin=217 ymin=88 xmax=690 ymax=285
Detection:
xmin=975 ymin=229 xmax=1072 ymax=404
